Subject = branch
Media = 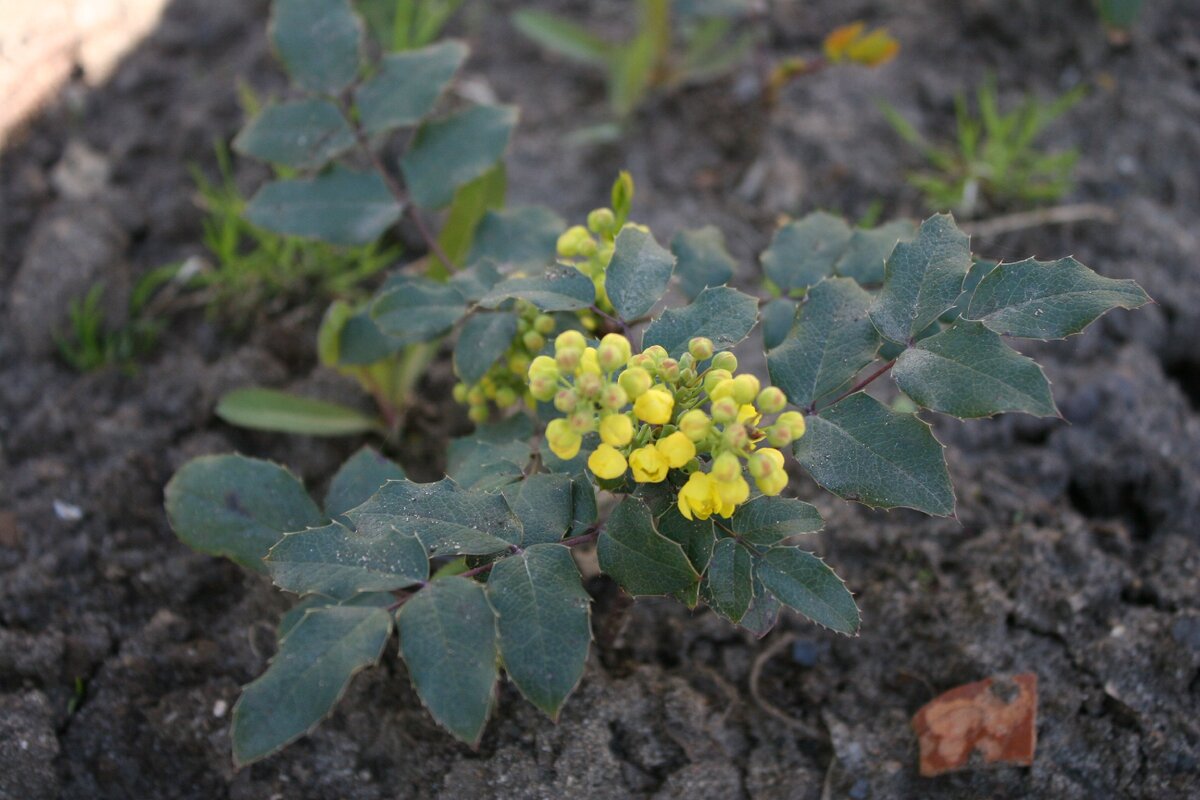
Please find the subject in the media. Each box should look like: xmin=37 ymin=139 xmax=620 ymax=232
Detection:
xmin=961 ymin=203 xmax=1116 ymax=239
xmin=812 ymin=360 xmax=895 ymax=414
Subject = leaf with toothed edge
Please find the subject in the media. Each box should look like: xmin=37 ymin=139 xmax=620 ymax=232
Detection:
xmin=641 ymin=286 xmax=759 ymax=358
xmin=277 ymin=592 xmax=394 ymax=640
xmin=165 ymin=455 xmax=326 ymax=573
xmin=245 ymin=166 xmax=402 ymax=246
xmin=487 ymin=544 xmax=591 ymax=718
xmin=730 ymin=496 xmax=824 ymax=548
xmin=232 ymin=605 xmax=392 ymax=766
xmin=344 ymin=478 xmax=522 ymax=556
xmin=397 ymin=577 xmax=499 ymax=744
xmin=502 ymin=473 xmax=575 ymax=546
xmin=703 ymin=538 xmax=754 ymax=623
xmin=760 ymin=297 xmax=797 ymax=351
xmin=893 ymin=321 xmax=1058 ymax=418
xmin=401 ymin=105 xmax=518 ymax=209
xmin=869 ymin=213 xmax=972 ymax=345
xmin=964 ymin=256 xmax=1151 ymax=339
xmin=754 ymin=547 xmax=860 ymax=634
xmin=354 ymin=40 xmax=468 ymax=134
xmin=454 ymin=311 xmax=519 ymax=385
xmin=833 ymin=220 xmax=915 ymax=285
xmin=597 ymin=497 xmax=698 ymax=596
xmin=738 ymin=576 xmax=783 ymax=637
xmin=265 ymin=520 xmax=428 ymax=599
xmin=325 ymin=447 xmax=406 ymax=524
xmin=760 ymin=212 xmax=854 ymax=292
xmin=269 ymin=0 xmax=362 ymax=94
xmin=794 ymin=393 xmax=955 ymax=516
xmin=370 ymin=277 xmax=468 ymax=344
xmin=233 ymin=99 xmax=355 ymax=170
xmin=671 ymin=226 xmax=736 ymax=301
xmin=480 ymin=266 xmax=597 ymax=311
xmin=605 ymin=226 xmax=675 ymax=321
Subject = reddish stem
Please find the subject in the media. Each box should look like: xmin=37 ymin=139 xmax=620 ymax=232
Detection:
xmin=813 ymin=360 xmax=895 ymax=414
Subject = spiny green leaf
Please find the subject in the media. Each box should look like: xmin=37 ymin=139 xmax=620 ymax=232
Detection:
xmin=325 ymin=446 xmax=406 ymax=522
xmin=165 ymin=454 xmax=326 ymax=573
xmin=245 ymin=166 xmax=402 ymax=246
xmin=964 ymin=256 xmax=1151 ymax=339
xmin=266 ymin=521 xmax=427 ymax=599
xmin=730 ymin=495 xmax=823 ymax=548
xmin=397 ymin=577 xmax=498 ymax=745
xmin=454 ymin=311 xmax=518 ymax=384
xmin=345 ymin=478 xmax=522 ymax=556
xmin=703 ymin=538 xmax=754 ymax=623
xmin=657 ymin=506 xmax=717 ymax=574
xmin=502 ymin=473 xmax=574 ymax=546
xmin=269 ymin=0 xmax=362 ymax=94
xmin=233 ymin=99 xmax=354 ymax=170
xmin=467 ymin=206 xmax=566 ymax=269
xmin=597 ymin=497 xmax=698 ymax=596
xmin=401 ymin=105 xmax=518 ymax=209
xmin=449 ymin=261 xmax=506 ymax=303
xmin=738 ymin=576 xmax=783 ymax=637
xmin=371 ymin=277 xmax=467 ymax=343
xmin=641 ymin=286 xmax=758 ymax=358
xmin=941 ymin=258 xmax=996 ymax=323
xmin=760 ymin=212 xmax=853 ymax=293
xmin=277 ymin=592 xmax=394 ymax=641
xmin=754 ymin=547 xmax=860 ymax=634
xmin=216 ymin=388 xmax=380 ymax=437
xmin=605 ymin=226 xmax=675 ymax=321
xmin=355 ymin=40 xmax=467 ymax=134
xmin=869 ymin=213 xmax=972 ymax=344
xmin=480 ymin=266 xmax=596 ymax=311
xmin=232 ymin=605 xmax=391 ymax=766
xmin=671 ymin=226 xmax=736 ymax=301
xmin=833 ymin=220 xmax=915 ymax=285
xmin=768 ymin=277 xmax=880 ymax=410
xmin=893 ymin=321 xmax=1058 ymax=418
xmin=487 ymin=544 xmax=591 ymax=718
xmin=794 ymin=393 xmax=954 ymax=516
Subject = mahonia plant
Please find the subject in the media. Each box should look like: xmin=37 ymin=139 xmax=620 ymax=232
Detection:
xmin=167 ymin=173 xmax=1149 ymax=763
xmin=213 ymin=0 xmax=517 ymax=439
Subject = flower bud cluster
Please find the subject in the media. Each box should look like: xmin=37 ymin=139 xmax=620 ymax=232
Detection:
xmin=533 ymin=334 xmax=807 ymax=522
xmin=453 ymin=301 xmax=557 ymax=422
xmin=555 ymin=202 xmax=649 ymax=314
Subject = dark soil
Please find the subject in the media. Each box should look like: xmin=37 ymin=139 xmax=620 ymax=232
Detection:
xmin=2 ymin=0 xmax=1199 ymax=797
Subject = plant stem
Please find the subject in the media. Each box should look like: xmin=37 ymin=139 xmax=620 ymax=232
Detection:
xmin=341 ymin=102 xmax=457 ymax=272
xmin=813 ymin=359 xmax=895 ymax=413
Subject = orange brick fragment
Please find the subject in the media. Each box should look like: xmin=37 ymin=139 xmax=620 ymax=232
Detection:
xmin=911 ymin=673 xmax=1038 ymax=777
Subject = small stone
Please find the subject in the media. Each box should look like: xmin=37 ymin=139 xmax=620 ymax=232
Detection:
xmin=53 ymin=500 xmax=84 ymax=522
xmin=213 ymin=699 xmax=229 ymax=719
xmin=911 ymin=672 xmax=1038 ymax=777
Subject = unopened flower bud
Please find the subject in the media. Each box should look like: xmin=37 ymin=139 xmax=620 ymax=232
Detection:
xmin=556 ymin=347 xmax=582 ymax=372
xmin=757 ymin=386 xmax=787 ymax=415
xmin=731 ymin=374 xmax=761 ymax=405
xmin=703 ymin=369 xmax=733 ymax=395
xmin=722 ymin=424 xmax=750 ymax=450
xmin=619 ymin=366 xmax=652 ymax=399
xmin=711 ymin=397 xmax=739 ymax=424
xmin=554 ymin=389 xmax=579 ymax=413
xmin=634 ymin=388 xmax=675 ymax=425
xmin=711 ymin=351 xmax=738 ymax=372
xmin=587 ymin=207 xmax=616 ymax=235
xmin=712 ymin=452 xmax=741 ymax=483
xmin=534 ymin=314 xmax=556 ymax=335
xmin=776 ymin=410 xmax=807 ymax=440
xmin=748 ymin=448 xmax=785 ymax=480
xmin=577 ymin=372 xmax=602 ymax=398
xmin=658 ymin=358 xmax=680 ymax=382
xmin=599 ymin=413 xmax=634 ymax=447
xmin=643 ymin=345 xmax=668 ymax=364
xmin=688 ymin=337 xmax=714 ymax=361
xmin=600 ymin=383 xmax=629 ymax=410
xmin=678 ymin=409 xmax=711 ymax=442
xmin=598 ymin=333 xmax=632 ymax=372
xmin=523 ymin=331 xmax=545 ymax=352
xmin=555 ymin=330 xmax=587 ymax=353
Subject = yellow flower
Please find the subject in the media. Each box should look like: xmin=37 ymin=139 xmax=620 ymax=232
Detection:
xmin=678 ymin=471 xmax=722 ymax=520
xmin=748 ymin=448 xmax=785 ymax=480
xmin=711 ymin=452 xmax=741 ymax=483
xmin=737 ymin=403 xmax=761 ymax=425
xmin=528 ymin=355 xmax=558 ymax=379
xmin=714 ymin=475 xmax=750 ymax=517
xmin=755 ymin=470 xmax=788 ymax=497
xmin=599 ymin=414 xmax=634 ymax=447
xmin=546 ymin=418 xmax=582 ymax=461
xmin=709 ymin=378 xmax=736 ymax=402
xmin=580 ymin=347 xmax=602 ymax=376
xmin=656 ymin=432 xmax=696 ymax=468
xmin=634 ymin=388 xmax=674 ymax=424
xmin=554 ymin=330 xmax=586 ymax=353
xmin=588 ymin=444 xmax=628 ymax=480
xmin=629 ymin=445 xmax=670 ymax=483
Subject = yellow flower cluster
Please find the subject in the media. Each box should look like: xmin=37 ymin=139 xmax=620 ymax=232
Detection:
xmin=531 ymin=333 xmax=807 ymax=522
xmin=453 ymin=301 xmax=556 ymax=422
xmin=555 ymin=173 xmax=640 ymax=313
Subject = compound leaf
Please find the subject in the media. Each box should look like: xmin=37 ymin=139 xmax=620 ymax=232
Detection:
xmin=345 ymin=478 xmax=522 ymax=556
xmin=794 ymin=392 xmax=954 ymax=516
xmin=245 ymin=166 xmax=402 ymax=246
xmin=266 ymin=521 xmax=427 ymax=598
xmin=671 ymin=226 xmax=737 ymax=301
xmin=277 ymin=591 xmax=393 ymax=641
xmin=355 ymin=40 xmax=467 ymax=134
xmin=325 ymin=446 xmax=406 ymax=522
xmin=657 ymin=506 xmax=717 ymax=574
xmin=480 ymin=266 xmax=596 ymax=311
xmin=760 ymin=212 xmax=853 ymax=293
xmin=768 ymin=277 xmax=880 ymax=409
xmin=605 ymin=226 xmax=675 ymax=320
xmin=397 ymin=577 xmax=498 ymax=745
xmin=233 ymin=99 xmax=354 ymax=170
xmin=641 ymin=286 xmax=758 ymax=358
xmin=754 ymin=547 xmax=860 ymax=634
xmin=401 ymin=105 xmax=518 ymax=209
xmin=597 ymin=497 xmax=698 ymax=596
xmin=869 ymin=213 xmax=972 ymax=344
xmin=703 ymin=538 xmax=754 ymax=623
xmin=371 ymin=277 xmax=468 ymax=343
xmin=964 ymin=256 xmax=1151 ymax=339
xmin=454 ymin=311 xmax=519 ymax=385
xmin=730 ymin=495 xmax=823 ymax=548
xmin=232 ymin=605 xmax=391 ymax=766
xmin=487 ymin=544 xmax=591 ymax=718
xmin=269 ymin=0 xmax=362 ymax=94
xmin=165 ymin=455 xmax=326 ymax=572
xmin=760 ymin=298 xmax=797 ymax=351
xmin=893 ymin=321 xmax=1058 ymax=418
